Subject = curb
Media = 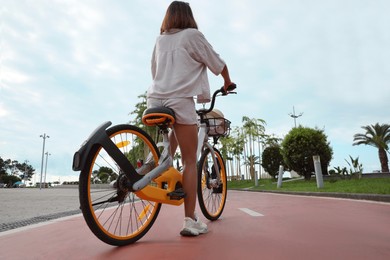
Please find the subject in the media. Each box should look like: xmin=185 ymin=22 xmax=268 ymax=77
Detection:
xmin=0 ymin=209 xmax=82 ymax=233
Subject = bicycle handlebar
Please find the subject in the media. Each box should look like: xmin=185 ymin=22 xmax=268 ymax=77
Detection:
xmin=221 ymin=83 xmax=237 ymax=95
xmin=197 ymin=83 xmax=237 ymax=115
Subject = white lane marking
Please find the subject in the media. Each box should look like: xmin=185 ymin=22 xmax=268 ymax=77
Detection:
xmin=239 ymin=208 xmax=264 ymax=217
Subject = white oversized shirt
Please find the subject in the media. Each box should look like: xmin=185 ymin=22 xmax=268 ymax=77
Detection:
xmin=147 ymin=28 xmax=225 ymax=103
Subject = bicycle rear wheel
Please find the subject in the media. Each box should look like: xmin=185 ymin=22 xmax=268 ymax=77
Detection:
xmin=79 ymin=124 xmax=161 ymax=246
xmin=197 ymin=148 xmax=227 ymax=220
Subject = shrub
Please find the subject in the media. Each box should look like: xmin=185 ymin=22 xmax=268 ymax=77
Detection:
xmin=262 ymin=145 xmax=284 ymax=179
xmin=281 ymin=126 xmax=333 ymax=180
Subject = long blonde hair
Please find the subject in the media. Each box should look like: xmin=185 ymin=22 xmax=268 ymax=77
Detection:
xmin=160 ymin=1 xmax=198 ymax=34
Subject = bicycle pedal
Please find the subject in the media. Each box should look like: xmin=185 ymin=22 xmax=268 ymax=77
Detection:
xmin=167 ymin=188 xmax=186 ymax=200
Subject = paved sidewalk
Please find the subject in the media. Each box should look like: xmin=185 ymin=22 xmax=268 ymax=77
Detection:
xmin=0 ymin=187 xmax=80 ymax=232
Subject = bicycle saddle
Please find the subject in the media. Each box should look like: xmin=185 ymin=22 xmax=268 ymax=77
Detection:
xmin=142 ymin=106 xmax=176 ymax=127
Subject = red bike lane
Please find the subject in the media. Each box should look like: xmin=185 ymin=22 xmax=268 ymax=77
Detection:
xmin=1 ymin=190 xmax=389 ymax=260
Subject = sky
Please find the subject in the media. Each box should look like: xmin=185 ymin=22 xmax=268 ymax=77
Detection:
xmin=1 ymin=0 xmax=389 ymax=184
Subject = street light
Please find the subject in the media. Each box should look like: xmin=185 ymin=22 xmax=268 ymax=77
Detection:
xmin=289 ymin=106 xmax=303 ymax=128
xmin=44 ymin=152 xmax=51 ymax=187
xmin=39 ymin=133 xmax=49 ymax=189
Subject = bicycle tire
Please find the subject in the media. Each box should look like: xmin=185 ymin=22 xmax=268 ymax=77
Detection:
xmin=79 ymin=124 xmax=161 ymax=246
xmin=197 ymin=147 xmax=227 ymax=220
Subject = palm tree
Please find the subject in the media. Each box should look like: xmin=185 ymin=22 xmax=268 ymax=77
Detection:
xmin=242 ymin=117 xmax=266 ymax=182
xmin=243 ymin=155 xmax=260 ymax=180
xmin=219 ymin=127 xmax=245 ymax=180
xmin=231 ymin=127 xmax=245 ymax=180
xmin=353 ymin=123 xmax=390 ymax=173
xmin=219 ymin=135 xmax=234 ymax=177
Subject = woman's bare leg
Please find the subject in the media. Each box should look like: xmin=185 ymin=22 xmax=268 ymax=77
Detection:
xmin=171 ymin=123 xmax=198 ymax=220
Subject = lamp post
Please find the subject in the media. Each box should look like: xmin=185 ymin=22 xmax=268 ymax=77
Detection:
xmin=289 ymin=106 xmax=303 ymax=128
xmin=44 ymin=152 xmax=51 ymax=187
xmin=39 ymin=133 xmax=49 ymax=189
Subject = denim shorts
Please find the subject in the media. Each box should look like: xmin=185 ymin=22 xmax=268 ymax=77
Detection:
xmin=146 ymin=97 xmax=198 ymax=125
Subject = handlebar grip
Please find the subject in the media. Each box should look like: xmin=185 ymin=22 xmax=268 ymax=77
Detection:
xmin=227 ymin=83 xmax=237 ymax=91
xmin=221 ymin=83 xmax=237 ymax=95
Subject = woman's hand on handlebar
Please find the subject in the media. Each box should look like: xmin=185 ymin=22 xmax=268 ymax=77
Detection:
xmin=221 ymin=82 xmax=237 ymax=95
xmin=220 ymin=65 xmax=235 ymax=95
xmin=198 ymin=83 xmax=237 ymax=115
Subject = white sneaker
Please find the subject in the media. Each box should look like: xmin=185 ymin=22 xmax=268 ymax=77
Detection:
xmin=180 ymin=216 xmax=208 ymax=236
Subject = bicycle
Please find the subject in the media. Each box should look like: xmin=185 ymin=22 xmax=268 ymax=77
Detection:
xmin=72 ymin=84 xmax=236 ymax=246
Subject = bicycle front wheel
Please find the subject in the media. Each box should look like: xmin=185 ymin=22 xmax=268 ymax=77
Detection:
xmin=79 ymin=124 xmax=161 ymax=246
xmin=197 ymin=147 xmax=227 ymax=220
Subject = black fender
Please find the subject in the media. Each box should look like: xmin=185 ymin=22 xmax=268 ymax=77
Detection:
xmin=72 ymin=121 xmax=112 ymax=171
xmin=72 ymin=122 xmax=139 ymax=183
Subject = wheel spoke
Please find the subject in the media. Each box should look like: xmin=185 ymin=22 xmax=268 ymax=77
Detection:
xmin=79 ymin=125 xmax=162 ymax=246
xmin=198 ymin=148 xmax=227 ymax=220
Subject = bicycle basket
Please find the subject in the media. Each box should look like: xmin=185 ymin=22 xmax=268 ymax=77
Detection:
xmin=205 ymin=117 xmax=231 ymax=137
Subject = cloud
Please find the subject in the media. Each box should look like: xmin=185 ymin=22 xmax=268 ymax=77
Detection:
xmin=1 ymin=67 xmax=31 ymax=84
xmin=1 ymin=0 xmax=389 ymax=180
xmin=0 ymin=103 xmax=9 ymax=117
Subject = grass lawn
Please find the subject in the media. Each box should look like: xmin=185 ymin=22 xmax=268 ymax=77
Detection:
xmin=228 ymin=177 xmax=390 ymax=194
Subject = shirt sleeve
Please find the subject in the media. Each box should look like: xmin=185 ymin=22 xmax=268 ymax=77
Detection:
xmin=151 ymin=44 xmax=157 ymax=79
xmin=187 ymin=30 xmax=226 ymax=76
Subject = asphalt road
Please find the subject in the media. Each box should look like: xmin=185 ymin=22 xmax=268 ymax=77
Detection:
xmin=0 ymin=187 xmax=80 ymax=231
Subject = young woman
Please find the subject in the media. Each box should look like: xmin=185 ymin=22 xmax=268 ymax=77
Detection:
xmin=147 ymin=1 xmax=234 ymax=236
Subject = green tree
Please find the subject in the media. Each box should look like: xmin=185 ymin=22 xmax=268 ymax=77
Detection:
xmin=281 ymin=126 xmax=333 ymax=181
xmin=229 ymin=127 xmax=246 ymax=180
xmin=129 ymin=92 xmax=147 ymax=127
xmin=98 ymin=172 xmax=110 ymax=184
xmin=262 ymin=145 xmax=284 ymax=180
xmin=0 ymin=158 xmax=15 ymax=176
xmin=1 ymin=175 xmax=21 ymax=186
xmin=0 ymin=157 xmax=6 ymax=175
xmin=126 ymin=92 xmax=160 ymax=168
xmin=18 ymin=161 xmax=35 ymax=181
xmin=0 ymin=157 xmax=35 ymax=183
xmin=219 ymin=135 xmax=232 ymax=162
xmin=129 ymin=92 xmax=158 ymax=141
xmin=243 ymin=155 xmax=260 ymax=179
xmin=242 ymin=116 xmax=266 ymax=180
xmin=353 ymin=123 xmax=390 ymax=173
xmin=219 ymin=134 xmax=239 ymax=177
xmin=92 ymin=166 xmax=116 ymax=184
